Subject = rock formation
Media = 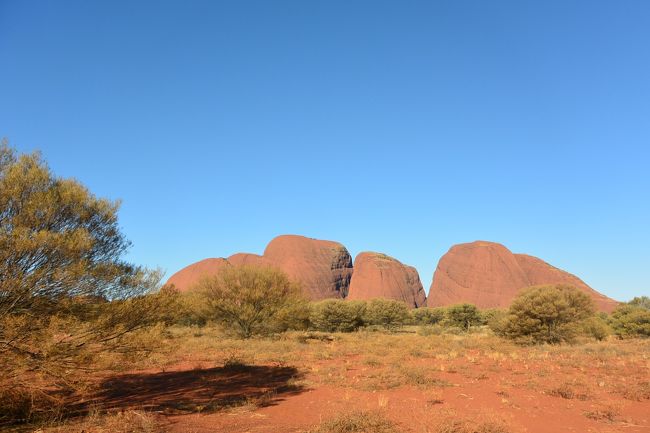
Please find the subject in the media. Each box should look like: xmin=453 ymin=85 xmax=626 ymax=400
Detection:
xmin=427 ymin=241 xmax=618 ymax=312
xmin=166 ymin=258 xmax=230 ymax=292
xmin=166 ymin=235 xmax=353 ymax=300
xmin=347 ymin=252 xmax=426 ymax=307
xmin=263 ymin=235 xmax=353 ymax=300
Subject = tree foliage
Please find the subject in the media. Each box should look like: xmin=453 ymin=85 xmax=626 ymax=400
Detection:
xmin=411 ymin=307 xmax=446 ymax=325
xmin=363 ymin=298 xmax=410 ymax=330
xmin=310 ymin=299 xmax=366 ymax=332
xmin=500 ymin=285 xmax=595 ymax=344
xmin=609 ymin=298 xmax=650 ymax=338
xmin=445 ymin=303 xmax=482 ymax=331
xmin=196 ymin=265 xmax=307 ymax=338
xmin=0 ymin=143 xmax=175 ymax=424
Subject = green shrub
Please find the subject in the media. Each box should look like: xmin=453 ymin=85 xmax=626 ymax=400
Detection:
xmin=444 ymin=303 xmax=482 ymax=331
xmin=580 ymin=316 xmax=611 ymax=341
xmin=310 ymin=300 xmax=366 ymax=332
xmin=481 ymin=308 xmax=507 ymax=325
xmin=501 ymin=284 xmax=595 ymax=344
xmin=609 ymin=302 xmax=650 ymax=338
xmin=363 ymin=299 xmax=410 ymax=330
xmin=197 ymin=265 xmax=307 ymax=338
xmin=411 ymin=307 xmax=446 ymax=325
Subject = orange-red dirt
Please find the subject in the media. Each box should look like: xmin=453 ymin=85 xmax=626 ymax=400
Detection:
xmin=78 ymin=333 xmax=649 ymax=433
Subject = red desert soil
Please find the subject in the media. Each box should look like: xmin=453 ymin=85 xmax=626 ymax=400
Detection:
xmin=427 ymin=241 xmax=618 ymax=312
xmin=166 ymin=235 xmax=353 ymax=300
xmin=80 ymin=332 xmax=650 ymax=433
xmin=347 ymin=252 xmax=427 ymax=307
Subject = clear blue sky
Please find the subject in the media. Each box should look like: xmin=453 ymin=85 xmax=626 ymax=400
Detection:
xmin=2 ymin=1 xmax=649 ymax=301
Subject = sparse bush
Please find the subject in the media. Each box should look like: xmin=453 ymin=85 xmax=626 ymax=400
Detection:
xmin=609 ymin=302 xmax=650 ymax=338
xmin=364 ymin=299 xmax=410 ymax=330
xmin=197 ymin=265 xmax=307 ymax=338
xmin=500 ymin=285 xmax=595 ymax=344
xmin=580 ymin=316 xmax=611 ymax=341
xmin=412 ymin=307 xmax=446 ymax=325
xmin=445 ymin=304 xmax=482 ymax=331
xmin=481 ymin=308 xmax=507 ymax=326
xmin=310 ymin=299 xmax=366 ymax=332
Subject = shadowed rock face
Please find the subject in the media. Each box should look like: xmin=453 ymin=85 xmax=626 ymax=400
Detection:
xmin=427 ymin=241 xmax=618 ymax=312
xmin=263 ymin=235 xmax=353 ymax=300
xmin=347 ymin=252 xmax=426 ymax=308
xmin=166 ymin=235 xmax=353 ymax=300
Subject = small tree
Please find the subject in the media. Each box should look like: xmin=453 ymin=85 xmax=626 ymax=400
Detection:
xmin=364 ymin=298 xmax=410 ymax=330
xmin=411 ymin=307 xmax=446 ymax=325
xmin=609 ymin=299 xmax=650 ymax=339
xmin=502 ymin=285 xmax=595 ymax=344
xmin=445 ymin=303 xmax=482 ymax=331
xmin=310 ymin=299 xmax=366 ymax=332
xmin=197 ymin=265 xmax=306 ymax=338
xmin=0 ymin=143 xmax=174 ymax=424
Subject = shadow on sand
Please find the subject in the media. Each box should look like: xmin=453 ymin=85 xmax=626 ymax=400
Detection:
xmin=80 ymin=364 xmax=306 ymax=415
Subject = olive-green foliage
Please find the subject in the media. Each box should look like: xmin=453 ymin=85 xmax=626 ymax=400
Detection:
xmin=444 ymin=303 xmax=482 ymax=331
xmin=0 ymin=143 xmax=176 ymax=424
xmin=310 ymin=299 xmax=366 ymax=332
xmin=481 ymin=308 xmax=507 ymax=325
xmin=628 ymin=296 xmax=650 ymax=310
xmin=196 ymin=265 xmax=307 ymax=338
xmin=174 ymin=291 xmax=209 ymax=326
xmin=609 ymin=298 xmax=650 ymax=338
xmin=411 ymin=307 xmax=446 ymax=325
xmin=580 ymin=315 xmax=611 ymax=341
xmin=363 ymin=298 xmax=410 ymax=330
xmin=500 ymin=285 xmax=596 ymax=344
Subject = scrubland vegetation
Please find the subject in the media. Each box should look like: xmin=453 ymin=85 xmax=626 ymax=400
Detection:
xmin=1 ymin=143 xmax=649 ymax=433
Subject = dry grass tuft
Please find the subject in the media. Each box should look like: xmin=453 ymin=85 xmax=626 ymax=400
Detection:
xmin=307 ymin=410 xmax=399 ymax=433
xmin=43 ymin=410 xmax=162 ymax=433
xmin=429 ymin=413 xmax=514 ymax=433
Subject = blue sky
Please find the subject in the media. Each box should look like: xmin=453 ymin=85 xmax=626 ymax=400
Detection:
xmin=1 ymin=1 xmax=649 ymax=301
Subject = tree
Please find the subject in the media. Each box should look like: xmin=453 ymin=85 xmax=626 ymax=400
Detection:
xmin=363 ymin=298 xmax=410 ymax=330
xmin=609 ymin=299 xmax=650 ymax=338
xmin=501 ymin=285 xmax=595 ymax=344
xmin=0 ymin=143 xmax=174 ymax=423
xmin=411 ymin=307 xmax=446 ymax=325
xmin=310 ymin=299 xmax=366 ymax=332
xmin=196 ymin=265 xmax=307 ymax=338
xmin=445 ymin=303 xmax=482 ymax=331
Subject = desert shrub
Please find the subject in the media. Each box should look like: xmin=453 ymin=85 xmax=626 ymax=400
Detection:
xmin=628 ymin=296 xmax=650 ymax=309
xmin=444 ymin=303 xmax=482 ymax=331
xmin=580 ymin=316 xmax=611 ymax=341
xmin=308 ymin=410 xmax=398 ymax=433
xmin=481 ymin=308 xmax=506 ymax=325
xmin=364 ymin=298 xmax=410 ymax=330
xmin=0 ymin=143 xmax=176 ymax=425
xmin=609 ymin=301 xmax=650 ymax=338
xmin=412 ymin=307 xmax=446 ymax=325
xmin=173 ymin=291 xmax=209 ymax=326
xmin=501 ymin=285 xmax=595 ymax=344
xmin=197 ymin=265 xmax=307 ymax=338
xmin=310 ymin=299 xmax=366 ymax=332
